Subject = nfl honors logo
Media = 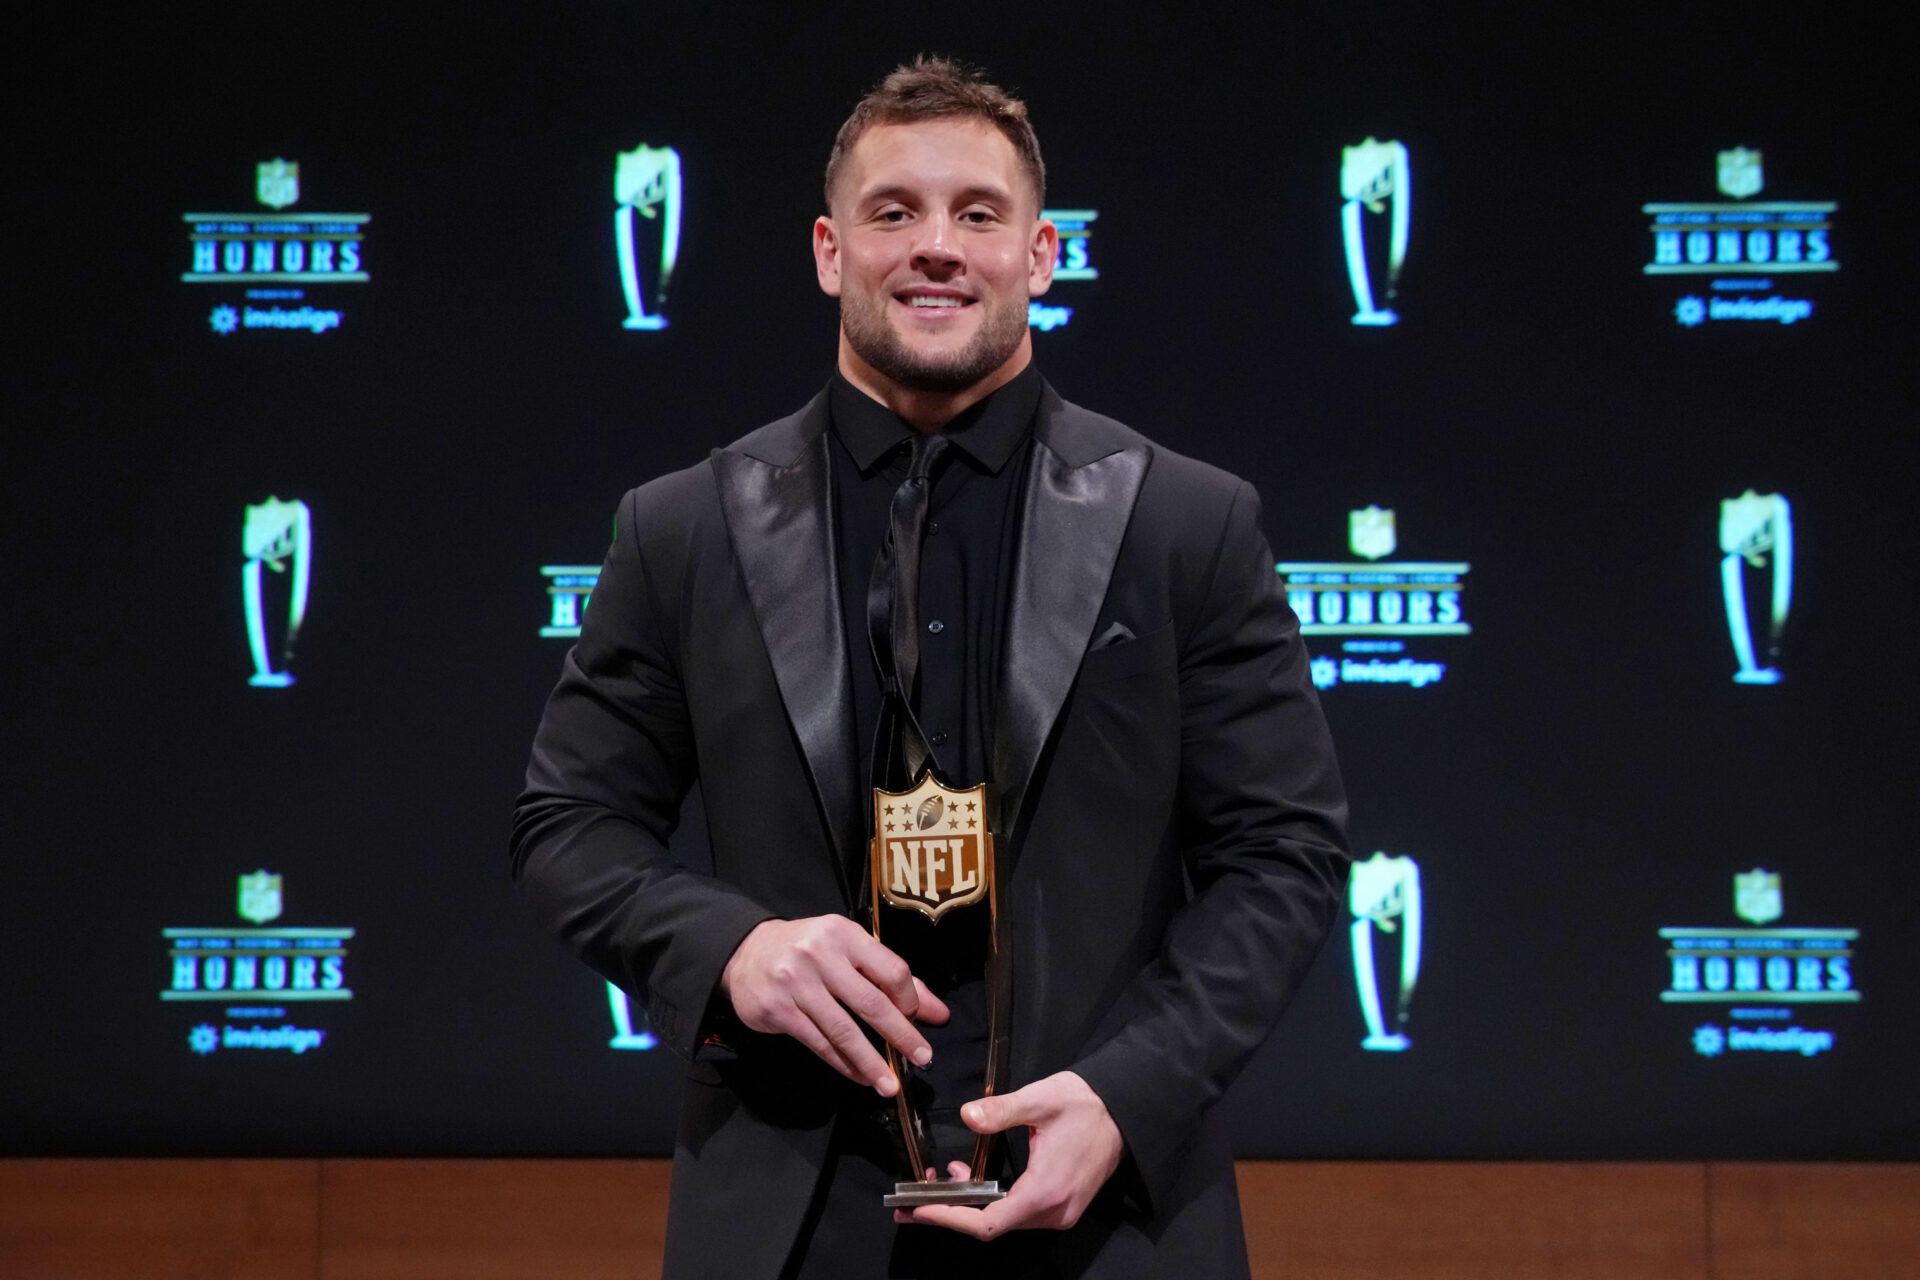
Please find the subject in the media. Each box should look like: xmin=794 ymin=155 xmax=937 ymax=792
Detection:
xmin=1735 ymin=868 xmax=1783 ymax=925
xmin=872 ymin=774 xmax=993 ymax=923
xmin=1349 ymin=506 xmax=1396 ymax=561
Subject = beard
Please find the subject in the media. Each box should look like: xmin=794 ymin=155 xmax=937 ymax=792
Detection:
xmin=840 ymin=288 xmax=1030 ymax=393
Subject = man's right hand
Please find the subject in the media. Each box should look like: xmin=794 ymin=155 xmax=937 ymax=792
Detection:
xmin=719 ymin=915 xmax=949 ymax=1095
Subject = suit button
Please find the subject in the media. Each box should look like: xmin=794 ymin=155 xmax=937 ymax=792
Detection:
xmin=927 ymin=619 xmax=945 ymax=634
xmin=927 ymin=521 xmax=940 ymax=535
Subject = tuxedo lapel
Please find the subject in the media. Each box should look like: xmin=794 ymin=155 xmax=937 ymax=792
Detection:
xmin=711 ymin=398 xmax=861 ymax=906
xmin=992 ymin=395 xmax=1149 ymax=848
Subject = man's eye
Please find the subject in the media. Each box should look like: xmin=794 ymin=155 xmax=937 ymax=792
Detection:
xmin=878 ymin=209 xmax=910 ymax=223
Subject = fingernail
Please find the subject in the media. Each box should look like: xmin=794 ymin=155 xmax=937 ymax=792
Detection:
xmin=877 ymin=1073 xmax=898 ymax=1096
xmin=964 ymin=1103 xmax=984 ymax=1125
xmin=912 ymin=1046 xmax=932 ymax=1066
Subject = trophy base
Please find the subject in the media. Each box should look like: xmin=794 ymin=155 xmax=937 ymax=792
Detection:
xmin=883 ymin=1180 xmax=1005 ymax=1209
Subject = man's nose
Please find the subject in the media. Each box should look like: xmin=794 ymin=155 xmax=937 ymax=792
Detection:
xmin=909 ymin=215 xmax=963 ymax=274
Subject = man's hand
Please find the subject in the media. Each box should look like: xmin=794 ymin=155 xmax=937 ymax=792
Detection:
xmin=719 ymin=915 xmax=949 ymax=1095
xmin=897 ymin=1071 xmax=1124 ymax=1238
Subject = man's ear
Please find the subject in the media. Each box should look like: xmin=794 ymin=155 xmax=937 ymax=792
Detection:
xmin=1028 ymin=215 xmax=1059 ymax=298
xmin=813 ymin=215 xmax=842 ymax=297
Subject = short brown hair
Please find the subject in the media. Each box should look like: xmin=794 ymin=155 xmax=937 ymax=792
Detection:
xmin=824 ymin=55 xmax=1046 ymax=212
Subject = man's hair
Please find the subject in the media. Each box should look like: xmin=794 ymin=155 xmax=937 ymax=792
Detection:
xmin=824 ymin=55 xmax=1046 ymax=212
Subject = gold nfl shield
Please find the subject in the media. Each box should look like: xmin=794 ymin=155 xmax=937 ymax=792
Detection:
xmin=237 ymin=870 xmax=283 ymax=924
xmin=872 ymin=774 xmax=991 ymax=923
xmin=256 ymin=159 xmax=299 ymax=209
xmin=1717 ymin=147 xmax=1763 ymax=200
xmin=1735 ymin=868 xmax=1783 ymax=925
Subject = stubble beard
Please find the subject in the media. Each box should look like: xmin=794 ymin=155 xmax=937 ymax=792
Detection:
xmin=840 ymin=288 xmax=1030 ymax=394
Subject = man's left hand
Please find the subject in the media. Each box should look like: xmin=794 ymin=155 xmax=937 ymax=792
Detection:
xmin=896 ymin=1070 xmax=1124 ymax=1238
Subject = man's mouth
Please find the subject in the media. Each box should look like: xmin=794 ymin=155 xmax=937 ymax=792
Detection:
xmin=896 ymin=290 xmax=972 ymax=311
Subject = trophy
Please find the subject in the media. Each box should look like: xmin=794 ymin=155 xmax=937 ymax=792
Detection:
xmin=614 ymin=144 xmax=682 ymax=330
xmin=1341 ymin=138 xmax=1410 ymax=326
xmin=1720 ymin=491 xmax=1792 ymax=684
xmin=606 ymin=981 xmax=659 ymax=1050
xmin=1348 ymin=852 xmax=1421 ymax=1051
xmin=868 ymin=772 xmax=1009 ymax=1207
xmin=242 ymin=497 xmax=311 ymax=688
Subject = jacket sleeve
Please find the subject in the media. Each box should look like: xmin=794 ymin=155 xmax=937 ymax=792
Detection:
xmin=509 ymin=485 xmax=776 ymax=1060
xmin=1070 ymin=479 xmax=1351 ymax=1213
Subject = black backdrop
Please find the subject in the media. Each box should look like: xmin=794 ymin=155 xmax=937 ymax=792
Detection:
xmin=7 ymin=4 xmax=1916 ymax=1160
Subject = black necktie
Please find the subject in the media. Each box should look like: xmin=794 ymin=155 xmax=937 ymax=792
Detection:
xmin=867 ymin=433 xmax=950 ymax=795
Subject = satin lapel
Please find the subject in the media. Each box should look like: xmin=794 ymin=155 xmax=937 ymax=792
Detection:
xmin=712 ymin=431 xmax=860 ymax=906
xmin=991 ymin=437 xmax=1149 ymax=847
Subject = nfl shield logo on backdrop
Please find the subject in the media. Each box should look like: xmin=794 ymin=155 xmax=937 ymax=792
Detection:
xmin=1717 ymin=148 xmax=1763 ymax=200
xmin=237 ymin=870 xmax=283 ymax=924
xmin=1349 ymin=506 xmax=1397 ymax=561
xmin=256 ymin=158 xmax=299 ymax=209
xmin=1733 ymin=868 xmax=1782 ymax=925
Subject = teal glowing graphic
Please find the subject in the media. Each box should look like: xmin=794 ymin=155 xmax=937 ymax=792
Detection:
xmin=1341 ymin=139 xmax=1409 ymax=326
xmin=615 ymin=144 xmax=682 ymax=330
xmin=163 ymin=872 xmax=354 ymax=1003
xmin=1644 ymin=150 xmax=1832 ymax=329
xmin=607 ymin=982 xmax=658 ymax=1050
xmin=540 ymin=564 xmax=600 ymax=638
xmin=1279 ymin=508 xmax=1468 ymax=691
xmin=243 ymin=498 xmax=311 ymax=688
xmin=1720 ymin=491 xmax=1791 ymax=684
xmin=1661 ymin=869 xmax=1857 ymax=1005
xmin=183 ymin=160 xmax=368 ymax=284
xmin=1349 ymin=852 xmax=1421 ymax=1051
xmin=1044 ymin=209 xmax=1098 ymax=280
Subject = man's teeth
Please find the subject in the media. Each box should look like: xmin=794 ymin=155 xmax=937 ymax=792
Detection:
xmin=905 ymin=296 xmax=964 ymax=308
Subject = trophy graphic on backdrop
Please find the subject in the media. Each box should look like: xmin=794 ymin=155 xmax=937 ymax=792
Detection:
xmin=242 ymin=498 xmax=311 ymax=688
xmin=1719 ymin=491 xmax=1792 ymax=684
xmin=614 ymin=144 xmax=682 ymax=330
xmin=1349 ymin=852 xmax=1422 ymax=1051
xmin=606 ymin=981 xmax=658 ymax=1050
xmin=1341 ymin=138 xmax=1410 ymax=326
xmin=868 ymin=772 xmax=1008 ymax=1208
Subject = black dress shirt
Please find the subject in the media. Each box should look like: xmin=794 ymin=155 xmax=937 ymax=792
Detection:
xmin=827 ymin=361 xmax=1041 ymax=1146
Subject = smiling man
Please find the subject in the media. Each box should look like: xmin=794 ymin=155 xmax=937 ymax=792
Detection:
xmin=513 ymin=57 xmax=1350 ymax=1279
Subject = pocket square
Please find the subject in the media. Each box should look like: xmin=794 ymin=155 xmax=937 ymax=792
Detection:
xmin=1091 ymin=620 xmax=1136 ymax=650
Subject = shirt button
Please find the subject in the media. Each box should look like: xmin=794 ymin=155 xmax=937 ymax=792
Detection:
xmin=930 ymin=731 xmax=949 ymax=746
xmin=927 ymin=619 xmax=945 ymax=634
xmin=927 ymin=521 xmax=940 ymax=535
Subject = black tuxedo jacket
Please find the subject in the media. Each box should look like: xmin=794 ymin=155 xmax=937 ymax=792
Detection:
xmin=512 ymin=385 xmax=1350 ymax=1279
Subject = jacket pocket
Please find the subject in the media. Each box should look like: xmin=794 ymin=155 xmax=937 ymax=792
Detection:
xmin=1075 ymin=620 xmax=1175 ymax=686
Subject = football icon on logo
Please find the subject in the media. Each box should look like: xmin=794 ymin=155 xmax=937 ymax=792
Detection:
xmin=916 ymin=797 xmax=944 ymax=830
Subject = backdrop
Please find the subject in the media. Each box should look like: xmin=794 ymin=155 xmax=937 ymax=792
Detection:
xmin=7 ymin=3 xmax=1915 ymax=1160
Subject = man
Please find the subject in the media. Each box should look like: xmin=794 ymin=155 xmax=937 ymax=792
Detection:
xmin=512 ymin=57 xmax=1349 ymax=1279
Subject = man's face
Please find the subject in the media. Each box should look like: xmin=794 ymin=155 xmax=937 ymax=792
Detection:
xmin=815 ymin=119 xmax=1056 ymax=395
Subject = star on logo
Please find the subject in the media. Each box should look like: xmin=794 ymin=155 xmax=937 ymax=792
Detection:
xmin=1692 ymin=1024 xmax=1725 ymax=1058
xmin=1674 ymin=295 xmax=1706 ymax=328
xmin=966 ymin=818 xmax=977 ymax=828
xmin=188 ymin=1024 xmax=220 ymax=1055
xmin=947 ymin=818 xmax=960 ymax=830
xmin=209 ymin=305 xmax=239 ymax=335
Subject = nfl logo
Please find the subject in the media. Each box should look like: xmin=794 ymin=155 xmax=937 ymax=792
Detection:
xmin=1349 ymin=506 xmax=1396 ymax=561
xmin=1733 ymin=868 xmax=1782 ymax=925
xmin=237 ymin=870 xmax=283 ymax=924
xmin=1717 ymin=148 xmax=1763 ymax=200
xmin=256 ymin=158 xmax=299 ymax=210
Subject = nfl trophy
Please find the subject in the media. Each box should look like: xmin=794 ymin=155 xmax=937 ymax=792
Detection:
xmin=868 ymin=772 xmax=1009 ymax=1208
xmin=1349 ymin=852 xmax=1421 ymax=1051
xmin=1341 ymin=138 xmax=1410 ymax=326
xmin=1719 ymin=491 xmax=1792 ymax=684
xmin=242 ymin=498 xmax=311 ymax=688
xmin=615 ymin=144 xmax=682 ymax=331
